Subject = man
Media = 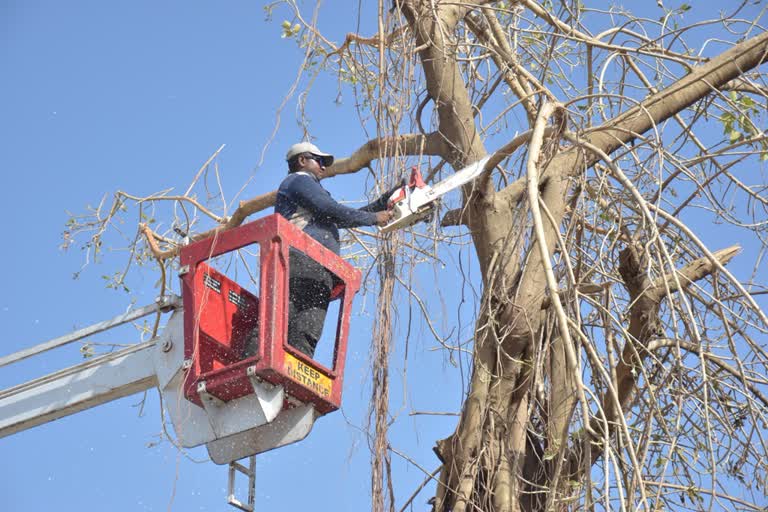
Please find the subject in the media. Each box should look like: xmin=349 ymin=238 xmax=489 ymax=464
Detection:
xmin=275 ymin=141 xmax=394 ymax=358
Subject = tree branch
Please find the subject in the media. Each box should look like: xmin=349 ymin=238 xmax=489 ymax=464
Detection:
xmin=567 ymin=243 xmax=740 ymax=479
xmin=496 ymin=29 xmax=768 ymax=205
xmin=441 ymin=128 xmax=554 ymax=226
xmin=645 ymin=339 xmax=768 ymax=409
xmin=650 ymin=245 xmax=741 ymax=300
xmin=141 ymin=132 xmax=444 ymax=260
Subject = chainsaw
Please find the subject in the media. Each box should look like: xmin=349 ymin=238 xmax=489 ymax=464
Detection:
xmin=379 ymin=156 xmax=491 ymax=233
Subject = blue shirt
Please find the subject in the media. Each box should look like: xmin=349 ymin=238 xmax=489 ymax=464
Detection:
xmin=275 ymin=171 xmax=390 ymax=254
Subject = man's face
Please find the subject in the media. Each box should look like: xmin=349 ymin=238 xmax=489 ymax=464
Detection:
xmin=300 ymin=154 xmax=326 ymax=178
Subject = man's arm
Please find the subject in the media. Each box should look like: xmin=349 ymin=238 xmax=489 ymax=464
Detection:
xmin=289 ymin=175 xmax=388 ymax=228
xmin=357 ymin=183 xmax=402 ymax=214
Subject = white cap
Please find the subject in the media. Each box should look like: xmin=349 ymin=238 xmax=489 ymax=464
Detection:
xmin=285 ymin=142 xmax=334 ymax=167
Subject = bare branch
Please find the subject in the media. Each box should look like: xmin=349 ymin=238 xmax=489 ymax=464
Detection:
xmin=650 ymin=245 xmax=742 ymax=300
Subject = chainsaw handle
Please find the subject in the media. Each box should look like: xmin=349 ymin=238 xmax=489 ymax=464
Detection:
xmin=408 ymin=166 xmax=426 ymax=189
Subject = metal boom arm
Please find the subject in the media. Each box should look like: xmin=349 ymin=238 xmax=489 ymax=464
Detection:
xmin=0 ymin=297 xmax=178 ymax=438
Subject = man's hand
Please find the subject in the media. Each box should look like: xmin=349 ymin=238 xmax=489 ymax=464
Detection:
xmin=376 ymin=210 xmax=394 ymax=227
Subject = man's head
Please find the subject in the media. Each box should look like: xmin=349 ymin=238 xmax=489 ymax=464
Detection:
xmin=286 ymin=142 xmax=334 ymax=178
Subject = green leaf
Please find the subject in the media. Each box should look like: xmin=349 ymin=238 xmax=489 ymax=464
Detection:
xmin=730 ymin=129 xmax=742 ymax=142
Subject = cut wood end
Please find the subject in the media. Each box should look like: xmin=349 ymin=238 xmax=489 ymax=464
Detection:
xmin=713 ymin=245 xmax=741 ymax=265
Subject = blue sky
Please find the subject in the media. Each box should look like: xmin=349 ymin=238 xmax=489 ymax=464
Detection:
xmin=0 ymin=2 xmax=469 ymax=510
xmin=2 ymin=2 xmax=767 ymax=511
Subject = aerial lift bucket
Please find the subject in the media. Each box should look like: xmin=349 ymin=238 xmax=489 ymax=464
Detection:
xmin=163 ymin=214 xmax=361 ymax=464
xmin=0 ymin=214 xmax=361 ymax=467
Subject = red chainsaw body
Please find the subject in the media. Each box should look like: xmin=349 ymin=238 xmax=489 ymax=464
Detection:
xmin=387 ymin=166 xmax=427 ymax=207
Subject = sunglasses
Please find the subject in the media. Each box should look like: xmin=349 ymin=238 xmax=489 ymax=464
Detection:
xmin=305 ymin=154 xmax=328 ymax=166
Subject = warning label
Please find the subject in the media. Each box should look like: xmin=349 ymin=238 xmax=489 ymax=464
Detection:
xmin=284 ymin=352 xmax=332 ymax=398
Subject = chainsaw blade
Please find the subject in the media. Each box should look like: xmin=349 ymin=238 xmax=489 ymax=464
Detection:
xmin=378 ymin=156 xmax=491 ymax=233
xmin=427 ymin=155 xmax=491 ymax=199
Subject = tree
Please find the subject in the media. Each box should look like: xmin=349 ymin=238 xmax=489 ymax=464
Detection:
xmin=66 ymin=1 xmax=768 ymax=511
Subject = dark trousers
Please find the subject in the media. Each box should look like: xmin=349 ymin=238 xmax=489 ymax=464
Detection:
xmin=287 ymin=250 xmax=333 ymax=358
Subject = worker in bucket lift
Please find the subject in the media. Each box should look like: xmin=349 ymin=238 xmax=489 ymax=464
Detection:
xmin=271 ymin=141 xmax=395 ymax=358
